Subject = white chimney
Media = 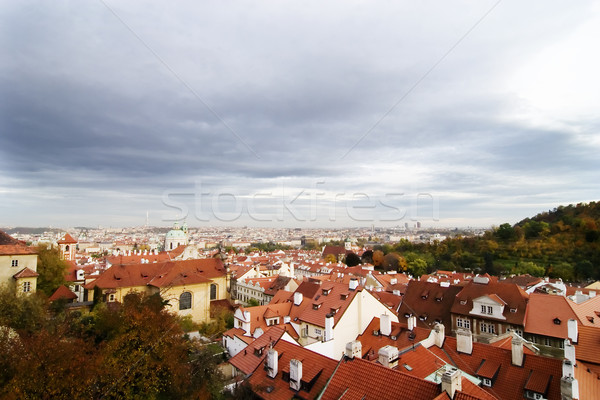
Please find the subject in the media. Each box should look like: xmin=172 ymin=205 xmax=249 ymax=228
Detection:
xmin=390 ymin=278 xmax=397 ymax=285
xmin=433 ymin=323 xmax=445 ymax=348
xmin=349 ymin=278 xmax=358 ymax=290
xmin=294 ymin=292 xmax=303 ymax=306
xmin=564 ymin=339 xmax=576 ymax=365
xmin=407 ymin=315 xmax=417 ymax=331
xmin=324 ymin=313 xmax=334 ymax=342
xmin=456 ymin=328 xmax=473 ymax=354
xmin=511 ymin=335 xmax=524 ymax=367
xmin=266 ymin=348 xmax=278 ymax=378
xmin=378 ymin=345 xmax=399 ymax=368
xmin=393 ymin=289 xmax=401 ymax=296
xmin=345 ymin=341 xmax=362 ymax=359
xmin=590 ymin=290 xmax=596 ymax=298
xmin=568 ymin=319 xmax=578 ymax=343
xmin=284 ymin=315 xmax=291 ymax=324
xmin=380 ymin=314 xmax=392 ymax=336
xmin=289 ymin=359 xmax=302 ymax=391
xmin=441 ymin=367 xmax=462 ymax=399
xmin=561 ymin=376 xmax=579 ymax=400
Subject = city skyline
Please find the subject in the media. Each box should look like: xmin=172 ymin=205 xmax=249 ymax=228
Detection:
xmin=1 ymin=1 xmax=599 ymax=228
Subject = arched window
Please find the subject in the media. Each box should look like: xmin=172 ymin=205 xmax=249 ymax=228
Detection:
xmin=65 ymin=245 xmax=70 ymax=251
xmin=179 ymin=292 xmax=192 ymax=310
xmin=210 ymin=284 xmax=217 ymax=300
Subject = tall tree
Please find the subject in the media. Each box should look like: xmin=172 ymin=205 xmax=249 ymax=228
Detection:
xmin=36 ymin=243 xmax=68 ymax=296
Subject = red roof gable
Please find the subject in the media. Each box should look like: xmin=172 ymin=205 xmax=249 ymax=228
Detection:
xmin=49 ymin=285 xmax=77 ymax=301
xmin=0 ymin=230 xmax=37 ymax=255
xmin=525 ymin=293 xmax=577 ymax=339
xmin=57 ymin=233 xmax=77 ymax=244
xmin=228 ymin=326 xmax=285 ymax=375
xmin=13 ymin=267 xmax=39 ymax=279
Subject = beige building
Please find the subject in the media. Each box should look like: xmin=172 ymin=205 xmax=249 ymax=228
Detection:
xmin=84 ymin=258 xmax=229 ymax=323
xmin=0 ymin=230 xmax=38 ymax=295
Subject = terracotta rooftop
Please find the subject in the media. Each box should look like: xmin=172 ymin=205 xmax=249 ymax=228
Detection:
xmin=524 ymin=293 xmax=578 ymax=339
xmin=48 ymin=285 xmax=77 ymax=301
xmin=574 ymin=325 xmax=600 ymax=365
xmin=228 ymin=326 xmax=285 ymax=375
xmin=451 ymin=280 xmax=529 ymax=325
xmin=13 ymin=267 xmax=39 ymax=279
xmin=319 ymin=355 xmax=441 ymax=400
xmin=57 ymin=233 xmax=77 ymax=244
xmin=84 ymin=258 xmax=226 ymax=290
xmin=397 ymin=280 xmax=463 ymax=331
xmin=0 ymin=230 xmax=37 ymax=255
xmin=246 ymin=339 xmax=338 ymax=400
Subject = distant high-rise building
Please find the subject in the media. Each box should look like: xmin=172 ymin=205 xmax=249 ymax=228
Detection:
xmin=417 ymin=221 xmax=421 ymax=229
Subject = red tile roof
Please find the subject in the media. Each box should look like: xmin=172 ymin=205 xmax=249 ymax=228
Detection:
xmin=0 ymin=230 xmax=37 ymax=255
xmin=397 ymin=281 xmax=463 ymax=331
xmin=524 ymin=293 xmax=577 ymax=339
xmin=356 ymin=317 xmax=431 ymax=358
xmin=569 ymin=295 xmax=600 ymax=328
xmin=575 ymin=361 xmax=600 ymax=400
xmin=451 ymin=280 xmax=529 ymax=326
xmin=48 ymin=285 xmax=77 ymax=301
xmin=319 ymin=356 xmax=441 ymax=400
xmin=246 ymin=339 xmax=338 ymax=400
xmin=574 ymin=325 xmax=600 ymax=364
xmin=57 ymin=233 xmax=77 ymax=244
xmin=426 ymin=337 xmax=563 ymax=400
xmin=13 ymin=267 xmax=39 ymax=279
xmin=295 ymin=281 xmax=360 ymax=328
xmin=228 ymin=326 xmax=285 ymax=375
xmin=84 ymin=258 xmax=225 ymax=290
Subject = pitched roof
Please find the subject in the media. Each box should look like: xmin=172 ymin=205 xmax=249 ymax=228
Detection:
xmin=356 ymin=317 xmax=431 ymax=357
xmin=294 ymin=281 xmax=360 ymax=328
xmin=524 ymin=293 xmax=577 ymax=339
xmin=568 ymin=294 xmax=600 ymax=328
xmin=84 ymin=258 xmax=225 ymax=290
xmin=397 ymin=280 xmax=463 ymax=331
xmin=426 ymin=337 xmax=563 ymax=400
xmin=0 ymin=230 xmax=37 ymax=255
xmin=321 ymin=245 xmax=351 ymax=258
xmin=13 ymin=267 xmax=39 ymax=279
xmin=451 ymin=280 xmax=529 ymax=325
xmin=57 ymin=233 xmax=77 ymax=244
xmin=574 ymin=325 xmax=600 ymax=364
xmin=319 ymin=355 xmax=441 ymax=400
xmin=246 ymin=339 xmax=338 ymax=400
xmin=228 ymin=326 xmax=285 ymax=375
xmin=49 ymin=285 xmax=77 ymax=301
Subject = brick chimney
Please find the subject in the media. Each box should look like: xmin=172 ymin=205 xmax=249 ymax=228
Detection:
xmin=441 ymin=367 xmax=462 ymax=399
xmin=266 ymin=348 xmax=278 ymax=378
xmin=345 ymin=340 xmax=362 ymax=359
xmin=380 ymin=314 xmax=392 ymax=336
xmin=456 ymin=328 xmax=473 ymax=354
xmin=289 ymin=359 xmax=302 ymax=391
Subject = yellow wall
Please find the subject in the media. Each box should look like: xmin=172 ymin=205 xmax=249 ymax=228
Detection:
xmin=14 ymin=276 xmax=37 ymax=296
xmin=0 ymin=254 xmax=38 ymax=287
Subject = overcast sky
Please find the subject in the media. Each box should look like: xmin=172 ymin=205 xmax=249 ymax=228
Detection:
xmin=1 ymin=1 xmax=599 ymax=228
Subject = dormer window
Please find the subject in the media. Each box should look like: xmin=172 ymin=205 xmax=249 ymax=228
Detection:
xmin=481 ymin=305 xmax=493 ymax=315
xmin=553 ymin=318 xmax=561 ymax=325
xmin=313 ymin=303 xmax=321 ymax=310
xmin=460 ymin=300 xmax=467 ymax=305
xmin=322 ymin=288 xmax=331 ymax=296
xmin=340 ymin=293 xmax=349 ymax=300
xmin=421 ymin=290 xmax=429 ymax=300
xmin=510 ymin=308 xmax=517 ymax=313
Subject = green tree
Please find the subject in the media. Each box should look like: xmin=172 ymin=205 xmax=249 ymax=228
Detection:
xmin=36 ymin=243 xmax=68 ymax=296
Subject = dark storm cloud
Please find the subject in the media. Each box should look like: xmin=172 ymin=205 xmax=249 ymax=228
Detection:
xmin=1 ymin=0 xmax=599 ymax=227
